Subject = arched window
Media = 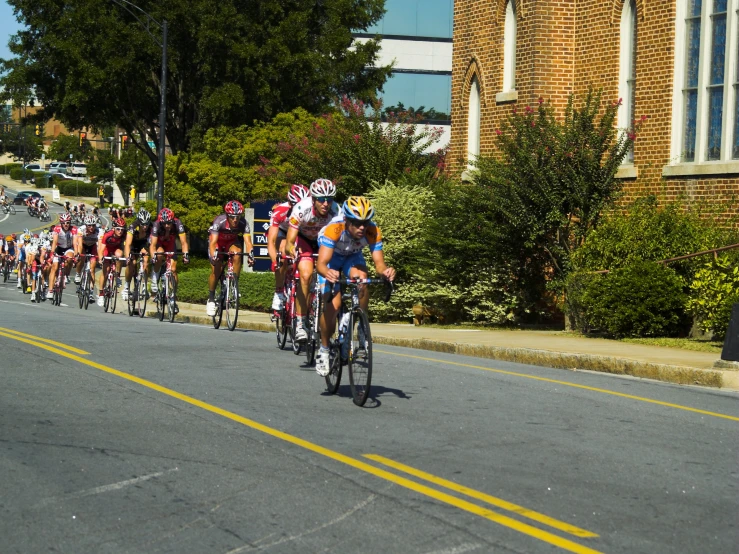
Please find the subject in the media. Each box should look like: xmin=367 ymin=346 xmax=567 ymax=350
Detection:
xmin=467 ymin=77 xmax=481 ymax=169
xmin=503 ymin=1 xmax=517 ymax=92
xmin=619 ymin=0 xmax=637 ymax=163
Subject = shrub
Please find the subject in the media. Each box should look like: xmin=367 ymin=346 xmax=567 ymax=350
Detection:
xmin=9 ymin=167 xmax=24 ymax=180
xmin=1 ymin=163 xmax=22 ymax=174
xmin=582 ymin=261 xmax=689 ymax=338
xmin=687 ymin=255 xmax=739 ymax=340
xmin=56 ymin=181 xmax=111 ymax=197
xmin=176 ymin=269 xmax=274 ymax=312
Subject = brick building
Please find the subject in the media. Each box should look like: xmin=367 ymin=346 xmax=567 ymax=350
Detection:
xmin=450 ymin=0 xmax=739 ymax=215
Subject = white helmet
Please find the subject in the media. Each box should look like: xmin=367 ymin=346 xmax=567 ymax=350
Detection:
xmin=309 ymin=178 xmax=336 ymax=198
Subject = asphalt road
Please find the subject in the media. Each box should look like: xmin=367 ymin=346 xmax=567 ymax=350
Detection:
xmin=0 ymin=184 xmax=110 ymax=236
xmin=1 ymin=276 xmax=737 ymax=553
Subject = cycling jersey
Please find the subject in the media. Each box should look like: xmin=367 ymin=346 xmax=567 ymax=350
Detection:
xmin=209 ymin=214 xmax=250 ymax=250
xmin=288 ymin=196 xmax=339 ymax=240
xmin=100 ymin=228 xmax=127 ymax=254
xmin=318 ymin=214 xmax=383 ymax=256
xmin=52 ymin=224 xmax=78 ymax=250
xmin=128 ymin=221 xmax=152 ymax=250
xmin=151 ymin=218 xmax=185 ymax=252
xmin=270 ymin=202 xmax=293 ymax=233
xmin=78 ymin=225 xmax=101 ymax=247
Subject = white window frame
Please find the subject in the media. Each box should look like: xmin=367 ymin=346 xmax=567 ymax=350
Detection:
xmin=667 ymin=0 xmax=739 ymax=176
xmin=503 ymin=1 xmax=517 ymax=92
xmin=618 ymin=0 xmax=637 ymax=166
xmin=467 ymin=77 xmax=481 ymax=172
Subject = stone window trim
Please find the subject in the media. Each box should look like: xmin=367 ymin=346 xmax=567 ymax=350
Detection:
xmin=662 ymin=161 xmax=739 ymax=177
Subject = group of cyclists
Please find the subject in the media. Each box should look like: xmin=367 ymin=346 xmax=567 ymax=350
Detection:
xmin=1 ymin=177 xmax=395 ymax=377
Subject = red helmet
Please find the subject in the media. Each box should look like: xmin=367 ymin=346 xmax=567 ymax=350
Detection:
xmin=158 ymin=208 xmax=174 ymax=222
xmin=112 ymin=217 xmax=126 ymax=228
xmin=59 ymin=212 xmax=72 ymax=223
xmin=287 ymin=184 xmax=310 ymax=204
xmin=224 ymin=200 xmax=244 ymax=216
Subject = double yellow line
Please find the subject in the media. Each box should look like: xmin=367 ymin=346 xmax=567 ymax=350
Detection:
xmin=0 ymin=327 xmax=603 ymax=553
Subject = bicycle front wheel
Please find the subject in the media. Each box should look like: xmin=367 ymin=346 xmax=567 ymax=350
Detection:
xmin=167 ymin=274 xmax=177 ymax=323
xmin=136 ymin=274 xmax=147 ymax=317
xmin=305 ymin=288 xmax=320 ymax=365
xmin=127 ymin=277 xmax=136 ymax=316
xmin=212 ymin=279 xmax=224 ymax=329
xmin=347 ymin=309 xmax=372 ymax=407
xmin=276 ymin=308 xmax=288 ymax=349
xmin=9 ymin=204 xmax=16 ymax=215
xmin=225 ymin=275 xmax=239 ymax=331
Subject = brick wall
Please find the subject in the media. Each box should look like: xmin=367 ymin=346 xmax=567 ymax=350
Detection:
xmin=450 ymin=0 xmax=739 ymax=221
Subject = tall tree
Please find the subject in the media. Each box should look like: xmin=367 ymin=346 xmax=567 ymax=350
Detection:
xmin=1 ymin=0 xmax=390 ymax=171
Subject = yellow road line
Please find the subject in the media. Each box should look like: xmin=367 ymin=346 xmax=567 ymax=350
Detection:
xmin=0 ymin=330 xmax=603 ymax=554
xmin=0 ymin=327 xmax=89 ymax=355
xmin=375 ymin=349 xmax=739 ymax=422
xmin=364 ymin=454 xmax=598 ymax=538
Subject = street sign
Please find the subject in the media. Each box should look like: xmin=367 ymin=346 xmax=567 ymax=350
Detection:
xmin=52 ymin=189 xmax=60 ymax=201
xmin=250 ymin=200 xmax=279 ymax=272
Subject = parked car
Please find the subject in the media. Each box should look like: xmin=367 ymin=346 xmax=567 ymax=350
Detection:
xmin=12 ymin=190 xmax=42 ymax=205
xmin=23 ymin=163 xmax=43 ymax=171
xmin=67 ymin=162 xmax=87 ymax=176
xmin=30 ymin=172 xmax=54 ymax=185
xmin=47 ymin=161 xmax=69 ymax=174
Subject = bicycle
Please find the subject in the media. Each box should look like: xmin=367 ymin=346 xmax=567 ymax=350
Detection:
xmin=126 ymin=253 xmax=148 ymax=318
xmin=212 ymin=251 xmax=246 ymax=331
xmin=76 ymin=254 xmax=95 ymax=310
xmin=38 ymin=206 xmax=51 ymax=222
xmin=273 ymin=253 xmax=296 ymax=350
xmin=153 ymin=251 xmax=178 ymax=323
xmin=1 ymin=202 xmax=16 ymax=215
xmin=2 ymin=255 xmax=14 ymax=282
xmin=101 ymin=256 xmax=121 ymax=313
xmin=50 ymin=255 xmax=69 ymax=306
xmin=30 ymin=259 xmax=47 ymax=303
xmin=324 ymin=276 xmax=393 ymax=407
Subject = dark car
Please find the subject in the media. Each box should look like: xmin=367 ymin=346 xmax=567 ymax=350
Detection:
xmin=12 ymin=190 xmax=42 ymax=205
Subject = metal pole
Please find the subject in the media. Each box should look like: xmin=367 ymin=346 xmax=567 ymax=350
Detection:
xmin=157 ymin=19 xmax=167 ymax=213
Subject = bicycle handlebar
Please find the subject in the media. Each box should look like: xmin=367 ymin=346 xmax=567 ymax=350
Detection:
xmin=340 ymin=277 xmax=394 ymax=302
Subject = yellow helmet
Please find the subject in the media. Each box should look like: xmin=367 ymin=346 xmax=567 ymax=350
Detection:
xmin=22 ymin=233 xmax=31 ymax=242
xmin=342 ymin=196 xmax=375 ymax=221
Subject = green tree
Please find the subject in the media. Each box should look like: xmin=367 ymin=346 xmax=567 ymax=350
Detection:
xmin=1 ymin=0 xmax=390 ymax=174
xmin=48 ymin=133 xmax=84 ymax=163
xmin=86 ymin=147 xmax=116 ymax=185
xmin=115 ymin=146 xmax=156 ymax=201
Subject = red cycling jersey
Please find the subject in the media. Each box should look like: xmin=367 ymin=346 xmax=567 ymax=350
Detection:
xmin=100 ymin=228 xmax=127 ymax=257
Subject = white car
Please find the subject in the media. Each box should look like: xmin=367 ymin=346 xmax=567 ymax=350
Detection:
xmin=68 ymin=162 xmax=87 ymax=176
xmin=47 ymin=161 xmax=69 ymax=174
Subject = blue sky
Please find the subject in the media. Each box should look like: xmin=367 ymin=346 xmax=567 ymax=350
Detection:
xmin=0 ymin=0 xmax=22 ymax=61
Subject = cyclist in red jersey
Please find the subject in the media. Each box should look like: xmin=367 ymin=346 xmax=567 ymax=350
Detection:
xmin=267 ymin=184 xmax=310 ymax=312
xmin=149 ymin=208 xmax=190 ymax=294
xmin=205 ymin=200 xmax=254 ymax=316
xmin=96 ymin=217 xmax=127 ymax=307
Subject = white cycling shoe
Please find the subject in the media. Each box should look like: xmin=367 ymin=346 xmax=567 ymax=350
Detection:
xmin=271 ymin=292 xmax=285 ymax=311
xmin=315 ymin=350 xmax=330 ymax=377
xmin=121 ymin=288 xmax=129 ymax=301
xmin=206 ymin=301 xmax=217 ymax=316
xmin=97 ymin=296 xmax=105 ymax=307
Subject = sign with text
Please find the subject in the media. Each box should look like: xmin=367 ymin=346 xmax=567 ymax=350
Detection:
xmin=250 ymin=200 xmax=279 ymax=272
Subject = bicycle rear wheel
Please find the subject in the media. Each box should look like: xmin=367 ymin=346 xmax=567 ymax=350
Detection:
xmin=157 ymin=289 xmax=165 ymax=321
xmin=2 ymin=261 xmax=8 ymax=282
xmin=167 ymin=274 xmax=177 ymax=322
xmin=276 ymin=308 xmax=288 ymax=349
xmin=291 ymin=317 xmax=302 ymax=355
xmin=9 ymin=205 xmax=16 ymax=215
xmin=347 ymin=309 xmax=372 ymax=406
xmin=136 ymin=274 xmax=147 ymax=317
xmin=325 ymin=314 xmax=343 ymax=394
xmin=77 ymin=276 xmax=84 ymax=308
xmin=225 ymin=275 xmax=239 ymax=331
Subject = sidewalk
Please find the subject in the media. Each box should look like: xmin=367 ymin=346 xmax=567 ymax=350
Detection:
xmin=157 ymin=301 xmax=739 ymax=392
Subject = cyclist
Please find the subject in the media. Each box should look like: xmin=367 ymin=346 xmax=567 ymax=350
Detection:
xmin=314 ymin=196 xmax=395 ymax=376
xmin=74 ymin=214 xmax=102 ymax=302
xmin=96 ymin=217 xmax=127 ymax=307
xmin=122 ymin=208 xmax=153 ymax=301
xmin=149 ymin=208 xmax=190 ymax=295
xmin=284 ymin=178 xmax=340 ymax=342
xmin=47 ymin=214 xmax=78 ymax=298
xmin=17 ymin=230 xmax=33 ymax=292
xmin=205 ymin=201 xmax=255 ymax=316
xmin=0 ymin=189 xmax=8 ymax=208
xmin=3 ymin=233 xmax=17 ymax=278
xmin=268 ymin=184 xmax=310 ymax=312
xmin=26 ymin=235 xmax=49 ymax=302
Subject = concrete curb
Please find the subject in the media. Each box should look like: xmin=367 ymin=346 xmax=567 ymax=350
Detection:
xmin=148 ymin=309 xmax=739 ymax=391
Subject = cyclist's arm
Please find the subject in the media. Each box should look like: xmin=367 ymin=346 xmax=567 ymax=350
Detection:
xmin=371 ymin=249 xmax=395 ymax=282
xmin=316 ymin=245 xmax=339 ymax=283
xmin=208 ymin=232 xmax=219 ymax=261
xmin=266 ymin=225 xmax=279 ymax=262
xmin=123 ymin=231 xmax=133 ymax=259
xmin=50 ymin=235 xmax=59 ymax=254
xmin=285 ymin=226 xmax=298 ymax=258
xmin=149 ymin=235 xmax=159 ymax=257
xmin=178 ymin=232 xmax=189 ymax=256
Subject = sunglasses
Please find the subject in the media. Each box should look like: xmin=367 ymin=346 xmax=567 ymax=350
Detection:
xmin=227 ymin=214 xmax=241 ymax=219
xmin=314 ymin=196 xmax=332 ymax=204
xmin=347 ymin=218 xmax=371 ymax=227
xmin=114 ymin=227 xmax=125 ymax=231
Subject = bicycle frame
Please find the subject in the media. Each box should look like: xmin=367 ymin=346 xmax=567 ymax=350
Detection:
xmin=153 ymin=251 xmax=178 ymax=323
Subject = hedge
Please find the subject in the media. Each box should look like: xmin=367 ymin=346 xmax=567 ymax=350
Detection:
xmin=57 ymin=181 xmax=113 ymax=198
xmin=1 ymin=163 xmax=22 ymax=175
xmin=176 ymin=268 xmax=274 ymax=312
